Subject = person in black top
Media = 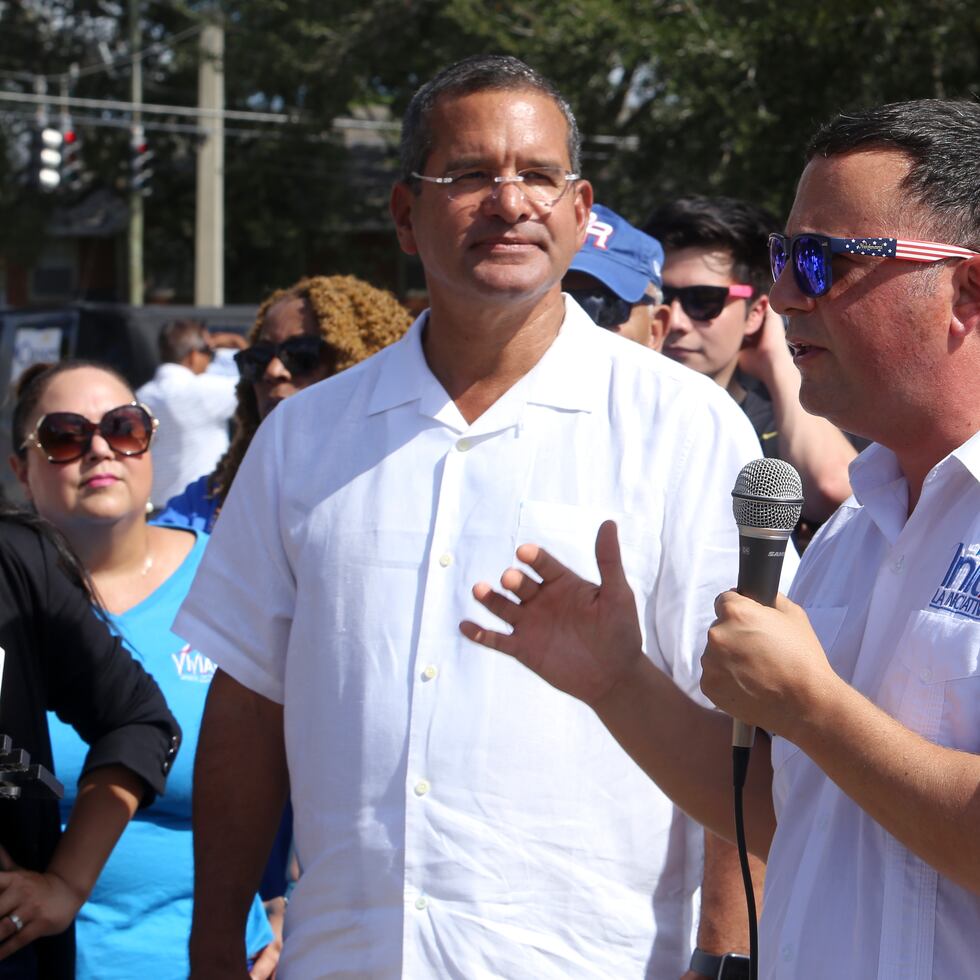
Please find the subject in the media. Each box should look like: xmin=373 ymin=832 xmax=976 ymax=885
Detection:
xmin=0 ymin=508 xmax=179 ymax=979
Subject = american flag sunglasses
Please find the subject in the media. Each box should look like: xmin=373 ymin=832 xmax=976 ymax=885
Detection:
xmin=769 ymin=232 xmax=979 ymax=298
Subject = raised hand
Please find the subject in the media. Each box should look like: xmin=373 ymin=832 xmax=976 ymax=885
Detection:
xmin=460 ymin=520 xmax=645 ymax=707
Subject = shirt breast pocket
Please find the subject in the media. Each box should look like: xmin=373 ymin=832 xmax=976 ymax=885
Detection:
xmin=516 ymin=500 xmax=659 ymax=590
xmin=892 ymin=609 xmax=980 ymax=751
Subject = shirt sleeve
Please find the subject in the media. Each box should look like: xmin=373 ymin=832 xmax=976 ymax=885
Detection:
xmin=29 ymin=530 xmax=181 ymax=805
xmin=647 ymin=391 xmax=761 ymax=708
xmin=153 ymin=474 xmax=218 ymax=533
xmin=195 ymin=373 xmax=239 ymax=422
xmin=173 ymin=412 xmax=295 ymax=703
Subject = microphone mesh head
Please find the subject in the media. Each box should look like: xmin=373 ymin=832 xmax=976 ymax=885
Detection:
xmin=732 ymin=458 xmax=804 ymax=530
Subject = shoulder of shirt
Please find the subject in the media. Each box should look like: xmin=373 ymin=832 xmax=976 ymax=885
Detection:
xmin=0 ymin=517 xmax=43 ymax=558
xmin=137 ymin=362 xmax=196 ymax=394
xmin=574 ymin=311 xmax=739 ymax=403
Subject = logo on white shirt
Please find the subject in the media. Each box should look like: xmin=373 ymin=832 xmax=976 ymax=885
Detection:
xmin=930 ymin=542 xmax=980 ymax=621
xmin=171 ymin=643 xmax=217 ymax=682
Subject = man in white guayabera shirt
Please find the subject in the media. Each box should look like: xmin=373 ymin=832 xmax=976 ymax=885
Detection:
xmin=463 ymin=98 xmax=980 ymax=980
xmin=178 ymin=55 xmax=769 ymax=979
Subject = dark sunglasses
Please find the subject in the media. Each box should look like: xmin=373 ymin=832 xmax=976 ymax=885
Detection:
xmin=234 ymin=335 xmax=328 ymax=383
xmin=661 ymin=283 xmax=754 ymax=321
xmin=769 ymin=232 xmax=980 ymax=298
xmin=566 ymin=288 xmax=656 ymax=329
xmin=23 ymin=403 xmax=157 ymax=464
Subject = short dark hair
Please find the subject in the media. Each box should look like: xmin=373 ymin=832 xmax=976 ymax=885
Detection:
xmin=399 ymin=54 xmax=581 ymax=183
xmin=643 ymin=196 xmax=777 ymax=297
xmin=158 ymin=318 xmax=209 ymax=364
xmin=806 ymin=99 xmax=980 ymax=249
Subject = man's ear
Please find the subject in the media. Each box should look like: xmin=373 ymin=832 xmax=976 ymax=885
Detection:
xmin=573 ymin=179 xmax=594 ymax=248
xmin=649 ymin=304 xmax=670 ymax=351
xmin=950 ymin=255 xmax=980 ymax=341
xmin=390 ymin=182 xmax=419 ymax=256
xmin=743 ymin=293 xmax=769 ymax=339
xmin=8 ymin=453 xmax=31 ymax=501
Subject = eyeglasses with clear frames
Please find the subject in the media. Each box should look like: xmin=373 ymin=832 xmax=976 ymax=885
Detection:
xmin=410 ymin=167 xmax=580 ymax=208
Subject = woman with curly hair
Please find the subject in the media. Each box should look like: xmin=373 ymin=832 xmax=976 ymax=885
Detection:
xmin=156 ymin=274 xmax=412 ymax=533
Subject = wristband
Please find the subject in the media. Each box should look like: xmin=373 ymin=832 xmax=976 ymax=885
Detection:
xmin=690 ymin=947 xmax=751 ymax=979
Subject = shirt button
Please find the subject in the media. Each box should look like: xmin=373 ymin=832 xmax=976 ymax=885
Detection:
xmin=415 ymin=896 xmax=428 ymax=911
xmin=817 ymin=813 xmax=830 ymax=831
xmin=782 ymin=944 xmax=794 ymax=962
xmin=414 ymin=780 xmax=430 ymax=797
xmin=893 ymin=555 xmax=905 ymax=572
xmin=438 ymin=553 xmax=452 ymax=568
xmin=456 ymin=437 xmax=472 ymax=452
xmin=422 ymin=665 xmax=438 ymax=681
xmin=920 ymin=667 xmax=932 ymax=683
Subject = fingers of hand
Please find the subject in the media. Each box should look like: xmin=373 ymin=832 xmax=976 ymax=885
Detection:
xmin=594 ymin=521 xmax=625 ymax=584
xmin=248 ymin=940 xmax=281 ymax=980
xmin=472 ymin=582 xmax=522 ymax=627
xmin=514 ymin=542 xmax=567 ymax=582
xmin=0 ymin=912 xmax=29 ymax=957
xmin=713 ymin=589 xmax=741 ymax=618
xmin=500 ymin=567 xmax=538 ymax=602
xmin=459 ymin=619 xmax=511 ymax=654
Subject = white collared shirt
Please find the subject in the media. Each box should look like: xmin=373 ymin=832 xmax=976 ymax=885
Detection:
xmin=175 ymin=300 xmax=764 ymax=979
xmin=137 ymin=362 xmax=237 ymax=508
xmin=766 ymin=432 xmax=980 ymax=979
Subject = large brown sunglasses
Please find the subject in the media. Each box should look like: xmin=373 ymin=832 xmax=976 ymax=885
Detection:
xmin=22 ymin=403 xmax=158 ymax=464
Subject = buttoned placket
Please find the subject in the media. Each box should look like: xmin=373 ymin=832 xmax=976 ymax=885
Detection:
xmin=400 ymin=423 xmax=501 ymax=946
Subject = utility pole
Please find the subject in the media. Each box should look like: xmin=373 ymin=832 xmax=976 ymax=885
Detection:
xmin=128 ymin=0 xmax=144 ymax=306
xmin=195 ymin=18 xmax=224 ymax=306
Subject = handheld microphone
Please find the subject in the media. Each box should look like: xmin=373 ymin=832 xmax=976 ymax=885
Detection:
xmin=730 ymin=458 xmax=803 ymax=748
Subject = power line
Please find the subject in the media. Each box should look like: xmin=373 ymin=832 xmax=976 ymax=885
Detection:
xmin=0 ymin=24 xmax=204 ymax=84
xmin=0 ymin=90 xmax=636 ymax=148
xmin=0 ymin=88 xmax=296 ymax=124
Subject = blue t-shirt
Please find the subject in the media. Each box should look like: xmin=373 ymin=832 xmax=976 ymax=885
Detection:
xmin=154 ymin=474 xmax=220 ymax=533
xmin=48 ymin=529 xmax=273 ymax=980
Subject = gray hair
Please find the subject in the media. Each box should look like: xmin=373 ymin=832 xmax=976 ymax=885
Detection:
xmin=399 ymin=54 xmax=581 ymax=184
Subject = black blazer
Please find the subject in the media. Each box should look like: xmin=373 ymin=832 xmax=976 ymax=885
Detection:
xmin=0 ymin=518 xmax=180 ymax=978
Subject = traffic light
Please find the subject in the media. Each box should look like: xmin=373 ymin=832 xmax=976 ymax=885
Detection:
xmin=130 ymin=130 xmax=154 ymax=196
xmin=34 ymin=126 xmax=64 ymax=191
xmin=60 ymin=127 xmax=85 ymax=191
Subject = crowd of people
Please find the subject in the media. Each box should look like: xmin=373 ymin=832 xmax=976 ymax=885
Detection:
xmin=0 ymin=51 xmax=977 ymax=980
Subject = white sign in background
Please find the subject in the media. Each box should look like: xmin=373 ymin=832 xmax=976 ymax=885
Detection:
xmin=10 ymin=327 xmax=64 ymax=385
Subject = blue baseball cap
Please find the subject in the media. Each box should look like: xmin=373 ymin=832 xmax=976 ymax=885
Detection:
xmin=567 ymin=204 xmax=664 ymax=302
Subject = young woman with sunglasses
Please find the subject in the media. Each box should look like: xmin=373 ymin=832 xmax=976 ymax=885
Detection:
xmin=156 ymin=274 xmax=413 ymax=534
xmin=8 ymin=362 xmax=277 ymax=980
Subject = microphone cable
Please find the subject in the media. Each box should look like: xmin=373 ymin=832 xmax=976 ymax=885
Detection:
xmin=728 ymin=458 xmax=804 ymax=980
xmin=733 ymin=744 xmax=758 ymax=980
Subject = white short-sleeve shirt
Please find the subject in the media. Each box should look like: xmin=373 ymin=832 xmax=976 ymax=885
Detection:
xmin=175 ymin=300 xmax=764 ymax=979
xmin=766 ymin=433 xmax=980 ymax=979
xmin=137 ymin=362 xmax=237 ymax=508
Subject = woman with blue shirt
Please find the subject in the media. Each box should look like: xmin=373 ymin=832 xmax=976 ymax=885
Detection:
xmin=9 ymin=361 xmax=276 ymax=980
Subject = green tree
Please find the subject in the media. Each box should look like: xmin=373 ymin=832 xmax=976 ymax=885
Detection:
xmin=3 ymin=0 xmax=978 ymax=302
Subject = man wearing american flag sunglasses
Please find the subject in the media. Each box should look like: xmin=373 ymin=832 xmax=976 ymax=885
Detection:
xmin=461 ymin=98 xmax=980 ymax=980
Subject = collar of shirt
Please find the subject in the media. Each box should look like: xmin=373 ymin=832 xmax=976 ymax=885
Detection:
xmin=846 ymin=429 xmax=980 ymax=544
xmin=366 ymin=300 xmax=606 ymax=433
